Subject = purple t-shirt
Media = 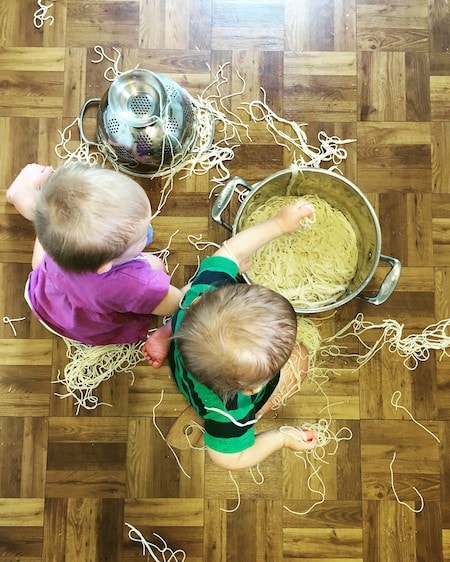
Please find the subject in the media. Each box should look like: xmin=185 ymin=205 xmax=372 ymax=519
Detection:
xmin=27 ymin=254 xmax=171 ymax=345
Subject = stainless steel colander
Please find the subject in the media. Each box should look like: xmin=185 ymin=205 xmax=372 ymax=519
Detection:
xmin=78 ymin=68 xmax=199 ymax=176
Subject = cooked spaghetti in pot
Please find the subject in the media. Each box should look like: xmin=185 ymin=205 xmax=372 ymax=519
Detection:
xmin=241 ymin=194 xmax=359 ymax=308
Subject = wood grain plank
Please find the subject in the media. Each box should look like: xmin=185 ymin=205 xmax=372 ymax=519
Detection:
xmin=0 ymin=499 xmax=44 ymax=526
xmin=432 ymin=122 xmax=450 ymax=193
xmin=0 ymin=339 xmax=53 ymax=366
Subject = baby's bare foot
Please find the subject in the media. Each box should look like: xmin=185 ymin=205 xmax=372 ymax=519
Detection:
xmin=142 ymin=322 xmax=172 ymax=368
xmin=6 ymin=163 xmax=53 ymax=220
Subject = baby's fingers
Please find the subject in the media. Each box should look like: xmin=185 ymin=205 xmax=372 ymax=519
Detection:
xmin=295 ymin=199 xmax=315 ymax=219
xmin=280 ymin=426 xmax=318 ymax=450
xmin=275 ymin=199 xmax=315 ymax=233
xmin=301 ymin=429 xmax=318 ymax=449
xmin=26 ymin=163 xmax=53 ymax=188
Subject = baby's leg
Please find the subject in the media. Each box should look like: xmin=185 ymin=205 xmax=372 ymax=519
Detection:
xmin=142 ymin=321 xmax=172 ymax=368
xmin=256 ymin=342 xmax=309 ymax=419
xmin=6 ymin=163 xmax=53 ymax=221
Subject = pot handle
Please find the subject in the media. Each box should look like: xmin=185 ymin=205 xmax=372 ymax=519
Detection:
xmin=359 ymin=255 xmax=402 ymax=306
xmin=211 ymin=176 xmax=253 ymax=231
xmin=78 ymin=98 xmax=101 ymax=146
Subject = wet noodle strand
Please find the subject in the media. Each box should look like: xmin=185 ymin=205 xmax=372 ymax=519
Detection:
xmin=241 ymin=194 xmax=358 ymax=309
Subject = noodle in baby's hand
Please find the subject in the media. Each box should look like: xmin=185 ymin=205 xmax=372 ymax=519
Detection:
xmin=241 ymin=195 xmax=358 ymax=308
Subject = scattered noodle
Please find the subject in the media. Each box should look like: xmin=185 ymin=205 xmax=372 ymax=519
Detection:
xmin=249 ymin=464 xmax=265 ymax=485
xmin=150 ymin=175 xmax=175 ymax=219
xmin=55 ymin=118 xmax=108 ymax=166
xmin=148 ymin=230 xmax=180 ymax=273
xmin=90 ymin=45 xmax=133 ymax=81
xmin=318 ymin=400 xmax=345 ymax=417
xmin=241 ymin=194 xmax=358 ymax=309
xmin=186 ymin=233 xmax=244 ymax=288
xmin=321 ymin=312 xmax=450 ymax=370
xmin=184 ymin=421 xmax=206 ymax=450
xmin=33 ymin=0 xmax=54 ymax=28
xmin=54 ymin=338 xmax=144 ymax=414
xmin=286 ymin=419 xmax=353 ymax=465
xmin=125 ymin=523 xmax=186 ymax=561
xmin=280 ymin=419 xmax=352 ymax=515
xmin=239 ymin=90 xmax=355 ymax=171
xmin=199 ymin=62 xmax=251 ymax=148
xmin=389 ymin=452 xmax=425 ymax=513
xmin=3 ymin=316 xmax=26 ymax=337
xmin=24 ymin=281 xmax=144 ymax=412
xmin=152 ymin=390 xmax=191 ymax=479
xmin=298 ymin=317 xmax=323 ymax=358
xmin=220 ymin=471 xmax=241 ymax=513
xmin=187 ymin=234 xmax=221 ymax=252
xmin=278 ymin=429 xmax=326 ymax=516
xmin=390 ymin=391 xmax=440 ymax=443
xmin=221 ymin=240 xmax=239 ymax=263
xmin=187 ymin=256 xmax=201 ymax=284
xmin=284 ymin=464 xmax=326 ymax=516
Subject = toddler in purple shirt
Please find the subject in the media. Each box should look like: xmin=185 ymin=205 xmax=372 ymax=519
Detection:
xmin=7 ymin=162 xmax=183 ymax=362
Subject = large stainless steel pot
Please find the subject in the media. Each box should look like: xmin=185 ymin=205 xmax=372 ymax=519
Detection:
xmin=212 ymin=167 xmax=401 ymax=314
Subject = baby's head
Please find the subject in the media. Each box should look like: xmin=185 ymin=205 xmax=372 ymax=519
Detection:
xmin=176 ymin=283 xmax=297 ymax=403
xmin=34 ymin=162 xmax=152 ymax=271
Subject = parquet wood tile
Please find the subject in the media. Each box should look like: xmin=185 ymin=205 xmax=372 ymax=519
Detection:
xmin=284 ymin=52 xmax=358 ymax=122
xmin=1 ymin=0 xmax=449 ymax=560
xmin=430 ymin=0 xmax=450 ymax=53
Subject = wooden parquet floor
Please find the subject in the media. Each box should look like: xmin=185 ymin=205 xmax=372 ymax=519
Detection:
xmin=0 ymin=1 xmax=449 ymax=561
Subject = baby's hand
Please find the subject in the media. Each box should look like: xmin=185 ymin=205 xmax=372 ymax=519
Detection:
xmin=280 ymin=426 xmax=318 ymax=452
xmin=274 ymin=199 xmax=314 ymax=234
xmin=15 ymin=163 xmax=53 ymax=191
xmin=6 ymin=163 xmax=53 ymax=221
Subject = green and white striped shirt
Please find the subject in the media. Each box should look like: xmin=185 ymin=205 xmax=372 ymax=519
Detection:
xmin=169 ymin=255 xmax=279 ymax=454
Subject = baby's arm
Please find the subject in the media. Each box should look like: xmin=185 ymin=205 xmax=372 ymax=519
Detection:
xmin=214 ymin=198 xmax=314 ymax=268
xmin=31 ymin=238 xmax=46 ymax=270
xmin=151 ymin=285 xmax=184 ymax=316
xmin=6 ymin=163 xmax=53 ymax=221
xmin=207 ymin=427 xmax=317 ymax=470
xmin=6 ymin=164 xmax=53 ymax=270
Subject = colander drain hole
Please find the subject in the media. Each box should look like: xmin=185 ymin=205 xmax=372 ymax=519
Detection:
xmin=107 ymin=117 xmax=121 ymax=135
xmin=166 ymin=117 xmax=180 ymax=133
xmin=129 ymin=94 xmax=155 ymax=116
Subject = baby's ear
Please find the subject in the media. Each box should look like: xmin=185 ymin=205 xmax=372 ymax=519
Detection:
xmin=96 ymin=261 xmax=113 ymax=274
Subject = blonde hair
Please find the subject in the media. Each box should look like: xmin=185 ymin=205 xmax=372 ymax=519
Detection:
xmin=176 ymin=283 xmax=297 ymax=402
xmin=34 ymin=162 xmax=151 ymax=271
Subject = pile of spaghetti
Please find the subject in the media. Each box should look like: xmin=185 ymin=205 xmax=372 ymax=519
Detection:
xmin=241 ymin=194 xmax=359 ymax=308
